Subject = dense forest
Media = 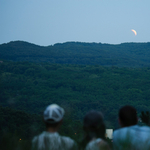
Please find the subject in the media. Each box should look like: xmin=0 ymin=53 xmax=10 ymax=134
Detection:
xmin=1 ymin=41 xmax=150 ymax=67
xmin=1 ymin=61 xmax=150 ymax=126
xmin=1 ymin=41 xmax=150 ymax=149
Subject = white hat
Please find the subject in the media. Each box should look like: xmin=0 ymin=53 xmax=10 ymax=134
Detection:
xmin=43 ymin=104 xmax=65 ymax=123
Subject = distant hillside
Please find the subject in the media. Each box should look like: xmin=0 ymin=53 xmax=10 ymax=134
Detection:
xmin=1 ymin=61 xmax=150 ymax=129
xmin=1 ymin=41 xmax=150 ymax=67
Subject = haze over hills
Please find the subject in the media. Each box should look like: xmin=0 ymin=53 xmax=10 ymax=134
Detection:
xmin=1 ymin=41 xmax=150 ymax=67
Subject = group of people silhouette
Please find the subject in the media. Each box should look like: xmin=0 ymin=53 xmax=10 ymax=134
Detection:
xmin=32 ymin=104 xmax=150 ymax=150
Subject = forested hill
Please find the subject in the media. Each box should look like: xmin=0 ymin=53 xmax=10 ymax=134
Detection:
xmin=1 ymin=41 xmax=150 ymax=67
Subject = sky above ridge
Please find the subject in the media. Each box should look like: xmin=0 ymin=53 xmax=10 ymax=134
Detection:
xmin=1 ymin=0 xmax=150 ymax=46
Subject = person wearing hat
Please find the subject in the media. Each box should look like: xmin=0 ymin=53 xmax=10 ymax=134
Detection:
xmin=32 ymin=104 xmax=77 ymax=150
xmin=79 ymin=110 xmax=110 ymax=150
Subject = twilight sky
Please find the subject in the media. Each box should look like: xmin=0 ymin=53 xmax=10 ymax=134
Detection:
xmin=1 ymin=0 xmax=150 ymax=46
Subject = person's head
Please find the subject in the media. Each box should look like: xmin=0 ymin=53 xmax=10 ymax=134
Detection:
xmin=43 ymin=104 xmax=65 ymax=129
xmin=83 ymin=110 xmax=106 ymax=141
xmin=119 ymin=105 xmax=138 ymax=127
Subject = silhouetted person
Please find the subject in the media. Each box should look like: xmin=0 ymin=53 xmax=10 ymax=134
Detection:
xmin=32 ymin=104 xmax=77 ymax=150
xmin=79 ymin=110 xmax=110 ymax=150
xmin=113 ymin=105 xmax=150 ymax=150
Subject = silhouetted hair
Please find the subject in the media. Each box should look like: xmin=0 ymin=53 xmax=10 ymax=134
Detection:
xmin=119 ymin=105 xmax=137 ymax=127
xmin=80 ymin=110 xmax=106 ymax=149
xmin=45 ymin=119 xmax=61 ymax=128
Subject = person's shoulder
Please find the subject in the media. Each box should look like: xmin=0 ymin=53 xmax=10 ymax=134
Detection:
xmin=141 ymin=125 xmax=150 ymax=131
xmin=61 ymin=135 xmax=77 ymax=149
xmin=32 ymin=136 xmax=38 ymax=144
xmin=32 ymin=132 xmax=46 ymax=150
xmin=86 ymin=138 xmax=110 ymax=150
xmin=113 ymin=126 xmax=134 ymax=141
xmin=32 ymin=133 xmax=41 ymax=143
xmin=139 ymin=125 xmax=150 ymax=137
xmin=113 ymin=127 xmax=127 ymax=137
xmin=113 ymin=125 xmax=137 ymax=135
xmin=32 ymin=131 xmax=46 ymax=143
xmin=61 ymin=135 xmax=75 ymax=143
xmin=97 ymin=139 xmax=110 ymax=150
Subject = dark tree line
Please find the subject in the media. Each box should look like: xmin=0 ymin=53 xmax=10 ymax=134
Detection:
xmin=1 ymin=41 xmax=150 ymax=67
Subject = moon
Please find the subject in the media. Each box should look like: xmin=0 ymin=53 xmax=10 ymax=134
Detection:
xmin=131 ymin=29 xmax=137 ymax=36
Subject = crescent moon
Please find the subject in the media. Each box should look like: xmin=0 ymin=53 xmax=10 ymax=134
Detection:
xmin=131 ymin=29 xmax=137 ymax=36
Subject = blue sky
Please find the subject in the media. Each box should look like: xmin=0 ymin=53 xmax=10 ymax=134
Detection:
xmin=1 ymin=0 xmax=150 ymax=46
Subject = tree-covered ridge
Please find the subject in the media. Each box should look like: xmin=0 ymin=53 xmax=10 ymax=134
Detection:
xmin=1 ymin=61 xmax=150 ymax=129
xmin=1 ymin=41 xmax=150 ymax=67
